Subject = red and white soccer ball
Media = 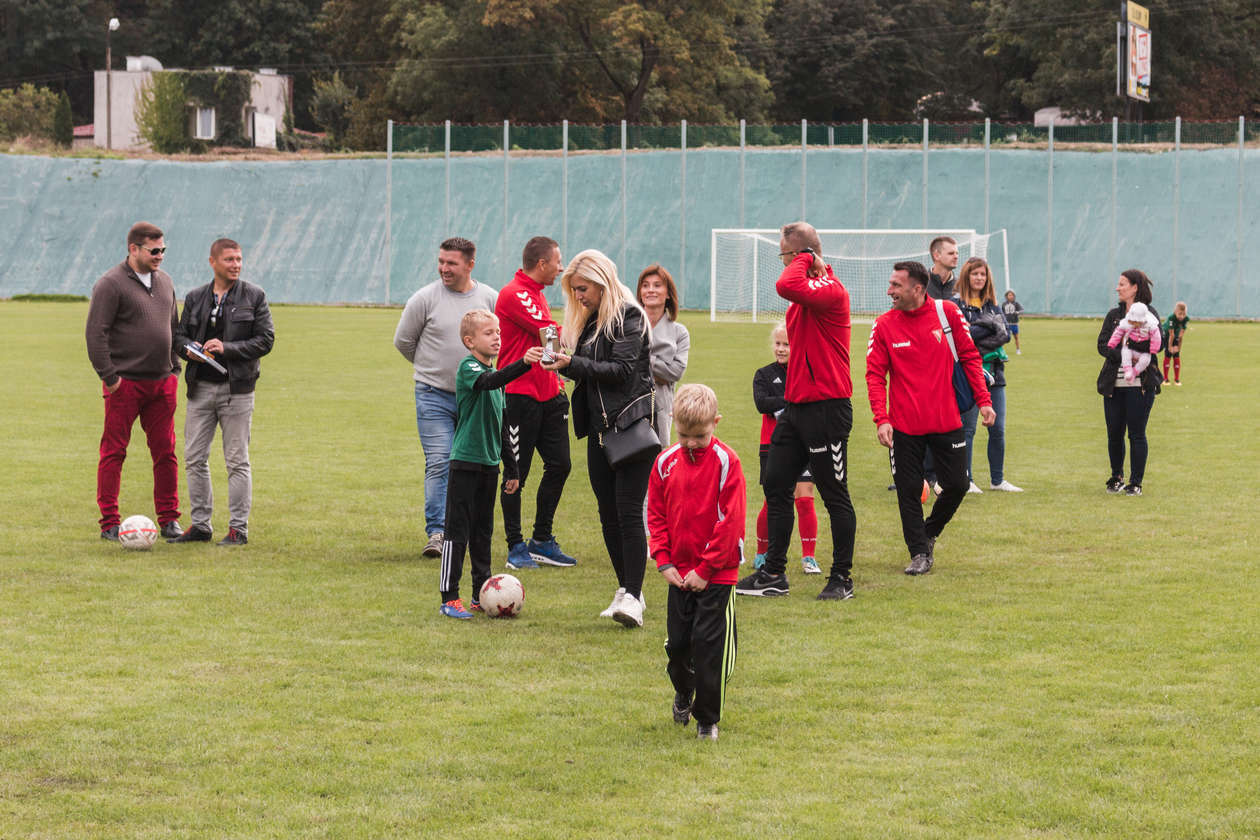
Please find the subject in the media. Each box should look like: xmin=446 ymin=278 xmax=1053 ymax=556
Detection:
xmin=479 ymin=573 xmax=524 ymax=618
xmin=119 ymin=514 xmax=158 ymax=550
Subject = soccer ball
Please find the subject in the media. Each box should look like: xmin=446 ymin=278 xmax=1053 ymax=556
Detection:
xmin=479 ymin=573 xmax=524 ymax=618
xmin=118 ymin=515 xmax=158 ymax=550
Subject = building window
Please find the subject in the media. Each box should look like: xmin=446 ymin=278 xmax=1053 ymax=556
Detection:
xmin=194 ymin=107 xmax=216 ymax=140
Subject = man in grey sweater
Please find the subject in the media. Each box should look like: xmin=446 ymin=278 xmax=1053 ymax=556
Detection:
xmin=85 ymin=221 xmax=184 ymax=541
xmin=394 ymin=237 xmax=499 ymax=557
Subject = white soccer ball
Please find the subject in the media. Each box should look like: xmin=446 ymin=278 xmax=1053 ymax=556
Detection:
xmin=118 ymin=515 xmax=158 ymax=550
xmin=479 ymin=573 xmax=524 ymax=618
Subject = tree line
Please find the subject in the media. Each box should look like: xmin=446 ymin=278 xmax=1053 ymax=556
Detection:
xmin=3 ymin=0 xmax=1258 ymax=150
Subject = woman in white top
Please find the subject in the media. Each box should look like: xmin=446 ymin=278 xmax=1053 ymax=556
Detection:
xmin=636 ymin=264 xmax=690 ymax=446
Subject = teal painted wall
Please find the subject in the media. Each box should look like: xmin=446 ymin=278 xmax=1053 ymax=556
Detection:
xmin=2 ymin=148 xmax=1257 ymax=317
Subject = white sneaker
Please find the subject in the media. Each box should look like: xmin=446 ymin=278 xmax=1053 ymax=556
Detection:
xmin=967 ymin=481 xmax=983 ymax=494
xmin=599 ymin=588 xmax=626 ymax=618
xmin=612 ymin=591 xmax=644 ymax=628
xmin=989 ymin=480 xmax=1024 ymax=492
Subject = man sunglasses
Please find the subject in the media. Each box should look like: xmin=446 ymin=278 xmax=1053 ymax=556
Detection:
xmin=138 ymin=245 xmax=167 ymax=255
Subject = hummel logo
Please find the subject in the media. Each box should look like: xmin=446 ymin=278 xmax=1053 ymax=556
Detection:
xmin=661 ymin=457 xmax=677 ymax=479
xmin=809 ymin=446 xmax=826 ymax=453
xmin=892 ymin=341 xmax=910 ymax=348
xmin=806 ymin=279 xmax=834 ymax=291
xmin=952 ymin=441 xmax=966 ymax=449
xmin=516 ymin=290 xmax=544 ymax=319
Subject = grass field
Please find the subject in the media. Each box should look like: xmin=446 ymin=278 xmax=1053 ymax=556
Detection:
xmin=2 ymin=301 xmax=1258 ymax=839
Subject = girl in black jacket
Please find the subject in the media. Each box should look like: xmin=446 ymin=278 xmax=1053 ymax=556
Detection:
xmin=1096 ymin=269 xmax=1161 ymax=496
xmin=544 ymin=249 xmax=658 ymax=628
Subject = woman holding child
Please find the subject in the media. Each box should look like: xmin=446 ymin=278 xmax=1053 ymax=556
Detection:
xmin=542 ymin=249 xmax=659 ymax=628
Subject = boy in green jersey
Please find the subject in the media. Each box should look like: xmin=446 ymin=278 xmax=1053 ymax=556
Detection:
xmin=439 ymin=310 xmax=544 ymax=619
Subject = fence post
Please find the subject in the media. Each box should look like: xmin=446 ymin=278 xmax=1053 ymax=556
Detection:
xmin=385 ymin=119 xmax=393 ymax=305
xmin=1238 ymin=115 xmax=1245 ymax=317
xmin=1173 ymin=116 xmax=1181 ymax=302
xmin=444 ymin=120 xmax=451 ymax=237
xmin=861 ymin=119 xmax=868 ymax=229
xmin=562 ymin=120 xmax=568 ymax=259
xmin=503 ymin=120 xmax=509 ymax=285
xmin=739 ymin=118 xmax=746 ymax=227
xmin=800 ymin=118 xmax=807 ymax=219
xmin=983 ymin=118 xmax=990 ymax=234
xmin=1110 ymin=117 xmax=1118 ymax=304
xmin=621 ymin=119 xmax=627 ymax=274
xmin=680 ymin=119 xmax=687 ymax=300
xmin=922 ymin=118 xmax=929 ymax=228
xmin=1046 ymin=118 xmax=1054 ymax=313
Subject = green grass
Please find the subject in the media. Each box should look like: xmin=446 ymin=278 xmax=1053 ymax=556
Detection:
xmin=2 ymin=302 xmax=1257 ymax=839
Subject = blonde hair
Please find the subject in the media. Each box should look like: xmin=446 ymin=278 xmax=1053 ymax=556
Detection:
xmin=672 ymin=383 xmax=719 ymax=428
xmin=559 ymin=249 xmax=646 ymax=349
xmin=459 ymin=309 xmax=497 ymax=340
xmin=1174 ymin=300 xmax=1188 ymax=317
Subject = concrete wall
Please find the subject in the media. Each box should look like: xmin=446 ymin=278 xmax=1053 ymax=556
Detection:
xmin=2 ymin=147 xmax=1257 ymax=317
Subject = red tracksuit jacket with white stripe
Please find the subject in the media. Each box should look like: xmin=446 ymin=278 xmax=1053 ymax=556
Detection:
xmin=865 ymin=296 xmax=992 ymax=435
xmin=648 ymin=438 xmax=747 ymax=586
xmin=495 ymin=270 xmax=562 ymax=401
xmin=777 ymin=252 xmax=852 ymax=403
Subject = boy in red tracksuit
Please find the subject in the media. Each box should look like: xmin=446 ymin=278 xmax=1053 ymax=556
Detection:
xmin=866 ymin=261 xmax=994 ymax=576
xmin=494 ymin=236 xmax=576 ymax=570
xmin=648 ymin=384 xmax=746 ymax=742
xmin=736 ymin=221 xmax=856 ymax=602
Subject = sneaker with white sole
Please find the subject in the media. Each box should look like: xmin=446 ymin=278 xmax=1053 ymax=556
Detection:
xmin=612 ymin=591 xmax=644 ymax=627
xmin=506 ymin=542 xmax=539 ymax=569
xmin=1124 ymin=483 xmax=1143 ymax=496
xmin=528 ymin=538 xmax=577 ymax=567
xmin=735 ymin=568 xmax=789 ymax=596
xmin=989 ymin=480 xmax=1023 ymax=492
xmin=905 ymin=554 xmax=933 ymax=575
xmin=801 ymin=556 xmax=821 ymax=574
xmin=439 ymin=599 xmax=473 ymax=620
xmin=696 ymin=723 xmax=719 ymax=741
xmin=423 ymin=531 xmax=443 ymax=558
xmin=599 ymin=588 xmax=626 ymax=618
xmin=967 ymin=481 xmax=983 ymax=494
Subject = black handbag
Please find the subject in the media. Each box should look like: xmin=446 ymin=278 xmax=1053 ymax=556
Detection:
xmin=597 ymin=389 xmax=660 ymax=469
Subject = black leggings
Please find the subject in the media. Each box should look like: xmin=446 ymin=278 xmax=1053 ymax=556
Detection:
xmin=586 ymin=435 xmax=653 ymax=599
xmin=1103 ymin=388 xmax=1156 ymax=485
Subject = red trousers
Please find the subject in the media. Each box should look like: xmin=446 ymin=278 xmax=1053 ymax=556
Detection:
xmin=97 ymin=375 xmax=180 ymax=528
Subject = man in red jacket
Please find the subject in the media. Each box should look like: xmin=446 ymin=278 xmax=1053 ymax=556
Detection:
xmin=866 ymin=261 xmax=995 ymax=576
xmin=736 ymin=221 xmax=856 ymax=601
xmin=649 ymin=384 xmax=745 ymax=741
xmin=494 ymin=236 xmax=577 ymax=570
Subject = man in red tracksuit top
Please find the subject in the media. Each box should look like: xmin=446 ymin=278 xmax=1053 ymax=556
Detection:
xmin=494 ymin=236 xmax=577 ymax=570
xmin=649 ymin=384 xmax=745 ymax=741
xmin=866 ymin=260 xmax=995 ymax=576
xmin=736 ymin=221 xmax=857 ymax=602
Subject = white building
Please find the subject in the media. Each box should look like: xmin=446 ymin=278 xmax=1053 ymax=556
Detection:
xmin=93 ymin=58 xmax=290 ymax=150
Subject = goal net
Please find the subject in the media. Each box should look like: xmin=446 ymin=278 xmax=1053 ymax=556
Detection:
xmin=709 ymin=228 xmax=1010 ymax=321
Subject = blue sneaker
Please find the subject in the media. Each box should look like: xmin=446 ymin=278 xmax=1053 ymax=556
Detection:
xmin=753 ymin=553 xmax=766 ymax=570
xmin=506 ymin=542 xmax=539 ymax=569
xmin=439 ymin=599 xmax=473 ymax=620
xmin=528 ymin=538 xmax=577 ymax=567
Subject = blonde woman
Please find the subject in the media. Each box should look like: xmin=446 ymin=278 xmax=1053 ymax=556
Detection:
xmin=542 ymin=250 xmax=658 ymax=628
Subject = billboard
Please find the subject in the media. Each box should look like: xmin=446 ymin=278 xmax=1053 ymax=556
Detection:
xmin=1127 ymin=2 xmax=1151 ymax=102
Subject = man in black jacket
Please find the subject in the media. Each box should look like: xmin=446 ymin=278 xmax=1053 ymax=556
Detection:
xmin=169 ymin=239 xmax=275 ymax=545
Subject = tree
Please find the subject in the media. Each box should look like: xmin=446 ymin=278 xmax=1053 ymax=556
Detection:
xmin=134 ymin=71 xmax=189 ymax=152
xmin=309 ymin=70 xmax=355 ymax=148
xmin=53 ymin=90 xmax=73 ymax=146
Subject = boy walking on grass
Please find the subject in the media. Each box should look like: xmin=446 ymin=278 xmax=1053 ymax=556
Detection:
xmin=648 ymin=384 xmax=746 ymax=740
xmin=439 ymin=310 xmax=543 ymax=619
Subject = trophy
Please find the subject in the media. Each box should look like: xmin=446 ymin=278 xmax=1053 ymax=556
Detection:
xmin=539 ymin=325 xmax=557 ymax=363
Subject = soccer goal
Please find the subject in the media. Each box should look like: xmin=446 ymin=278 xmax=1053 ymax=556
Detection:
xmin=709 ymin=228 xmax=1011 ymax=321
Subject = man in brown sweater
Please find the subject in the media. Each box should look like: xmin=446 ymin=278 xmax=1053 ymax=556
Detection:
xmin=85 ymin=222 xmax=185 ymax=541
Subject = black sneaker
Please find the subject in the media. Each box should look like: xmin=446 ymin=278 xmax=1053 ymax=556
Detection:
xmin=735 ymin=568 xmax=789 ymax=597
xmin=1123 ymin=484 xmax=1142 ymax=496
xmin=168 ymin=524 xmax=212 ymax=544
xmin=904 ymin=554 xmax=933 ymax=575
xmin=672 ymin=692 xmax=693 ymax=725
xmin=696 ymin=723 xmax=719 ymax=741
xmin=816 ymin=577 xmax=854 ymax=601
xmin=100 ymin=525 xmax=119 ymax=541
xmin=217 ymin=527 xmax=248 ymax=546
xmin=1105 ymin=476 xmax=1124 ymax=493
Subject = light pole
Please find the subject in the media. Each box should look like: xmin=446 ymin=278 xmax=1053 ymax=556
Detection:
xmin=106 ymin=17 xmax=119 ymax=149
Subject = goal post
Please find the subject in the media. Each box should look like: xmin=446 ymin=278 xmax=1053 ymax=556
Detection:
xmin=710 ymin=228 xmax=1011 ymax=321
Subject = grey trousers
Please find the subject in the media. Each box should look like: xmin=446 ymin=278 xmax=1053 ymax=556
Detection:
xmin=184 ymin=381 xmax=255 ymax=533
